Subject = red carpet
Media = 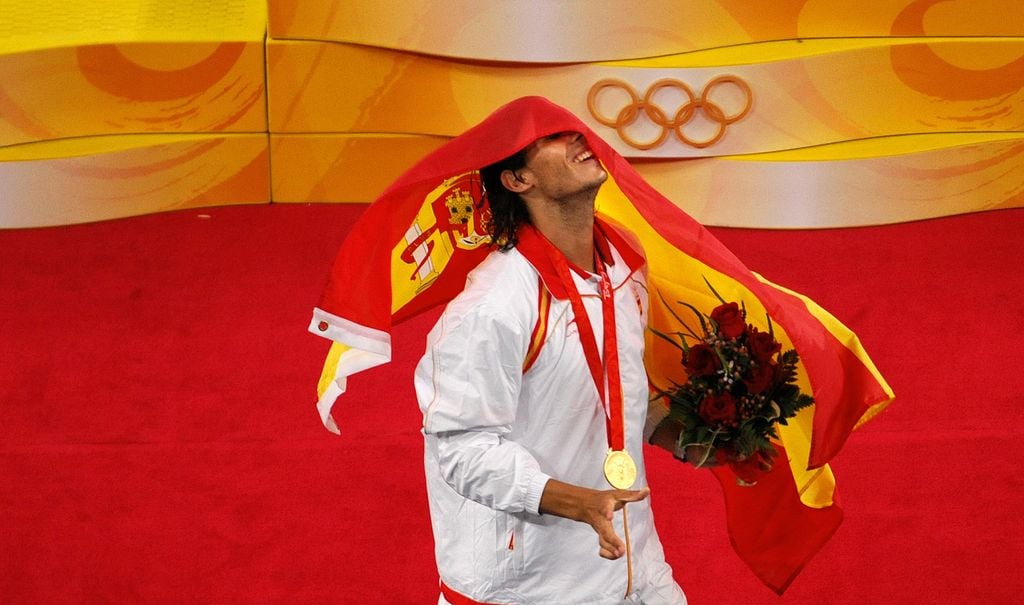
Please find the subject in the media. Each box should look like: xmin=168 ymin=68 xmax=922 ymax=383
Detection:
xmin=1 ymin=204 xmax=1021 ymax=603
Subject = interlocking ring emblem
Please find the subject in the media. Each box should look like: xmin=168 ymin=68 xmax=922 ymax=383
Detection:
xmin=587 ymin=76 xmax=753 ymax=150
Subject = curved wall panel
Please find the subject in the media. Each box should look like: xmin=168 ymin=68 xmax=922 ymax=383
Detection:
xmin=0 ymin=0 xmax=269 ymax=228
xmin=632 ymin=136 xmax=1024 ymax=227
xmin=1 ymin=0 xmax=1021 ymax=228
xmin=266 ymin=40 xmax=1024 ymax=158
xmin=0 ymin=135 xmax=269 ymax=228
xmin=267 ymin=0 xmax=1024 ymax=62
xmin=266 ymin=131 xmax=1024 ymax=228
xmin=270 ymin=134 xmax=449 ymax=204
xmin=265 ymin=0 xmax=1024 ymax=226
xmin=0 ymin=43 xmax=266 ymax=147
xmin=0 ymin=0 xmax=267 ymax=54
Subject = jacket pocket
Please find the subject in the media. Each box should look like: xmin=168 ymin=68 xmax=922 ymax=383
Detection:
xmin=495 ymin=510 xmax=525 ymax=581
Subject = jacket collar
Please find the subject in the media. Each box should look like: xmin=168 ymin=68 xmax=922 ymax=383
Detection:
xmin=514 ymin=217 xmax=645 ymax=300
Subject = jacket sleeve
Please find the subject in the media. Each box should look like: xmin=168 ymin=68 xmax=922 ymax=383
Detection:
xmin=415 ymin=290 xmax=551 ymax=516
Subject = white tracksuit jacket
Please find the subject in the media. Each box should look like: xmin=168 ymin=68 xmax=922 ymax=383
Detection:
xmin=415 ymin=236 xmax=686 ymax=605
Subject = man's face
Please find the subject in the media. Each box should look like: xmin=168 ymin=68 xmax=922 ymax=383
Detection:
xmin=519 ymin=132 xmax=607 ymax=201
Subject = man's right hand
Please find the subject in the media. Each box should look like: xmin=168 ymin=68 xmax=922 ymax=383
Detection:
xmin=538 ymin=479 xmax=650 ymax=559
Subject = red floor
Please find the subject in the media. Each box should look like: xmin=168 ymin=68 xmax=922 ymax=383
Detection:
xmin=1 ymin=204 xmax=1021 ymax=603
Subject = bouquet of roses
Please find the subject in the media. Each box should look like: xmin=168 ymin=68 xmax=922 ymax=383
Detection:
xmin=653 ymin=281 xmax=814 ymax=485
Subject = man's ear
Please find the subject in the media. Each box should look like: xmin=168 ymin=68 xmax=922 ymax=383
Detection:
xmin=500 ymin=169 xmax=531 ymax=193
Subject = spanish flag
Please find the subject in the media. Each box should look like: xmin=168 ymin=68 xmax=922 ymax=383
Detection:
xmin=310 ymin=96 xmax=894 ymax=593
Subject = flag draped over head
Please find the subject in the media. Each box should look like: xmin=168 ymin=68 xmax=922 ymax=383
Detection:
xmin=311 ymin=96 xmax=894 ymax=593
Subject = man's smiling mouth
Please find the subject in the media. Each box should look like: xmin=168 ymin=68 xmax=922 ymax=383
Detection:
xmin=573 ymin=149 xmax=595 ymax=163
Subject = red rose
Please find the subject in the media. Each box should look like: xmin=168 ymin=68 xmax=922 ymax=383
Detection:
xmin=748 ymin=327 xmax=781 ymax=362
xmin=698 ymin=392 xmax=737 ymax=426
xmin=744 ymin=362 xmax=777 ymax=394
xmin=710 ymin=302 xmax=746 ymax=338
xmin=683 ymin=344 xmax=721 ymax=377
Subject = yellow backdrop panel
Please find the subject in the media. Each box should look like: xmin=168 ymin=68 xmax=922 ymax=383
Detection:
xmin=264 ymin=132 xmax=1024 ymax=227
xmin=0 ymin=42 xmax=266 ymax=147
xmin=0 ymin=0 xmax=266 ymax=54
xmin=2 ymin=0 xmax=1020 ymax=228
xmin=267 ymin=40 xmax=1024 ymax=158
xmin=0 ymin=134 xmax=269 ymax=228
xmin=271 ymin=134 xmax=448 ymax=204
xmin=633 ymin=136 xmax=1024 ymax=227
xmin=267 ymin=0 xmax=1024 ymax=61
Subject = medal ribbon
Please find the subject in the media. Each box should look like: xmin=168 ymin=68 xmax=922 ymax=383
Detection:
xmin=531 ymin=225 xmax=634 ymax=598
xmin=538 ymin=230 xmax=625 ymax=452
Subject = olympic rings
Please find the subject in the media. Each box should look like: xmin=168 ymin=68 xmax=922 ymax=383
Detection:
xmin=587 ymin=76 xmax=753 ymax=150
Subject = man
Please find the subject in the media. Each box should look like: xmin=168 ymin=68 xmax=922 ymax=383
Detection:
xmin=313 ymin=96 xmax=890 ymax=598
xmin=415 ymin=131 xmax=687 ymax=604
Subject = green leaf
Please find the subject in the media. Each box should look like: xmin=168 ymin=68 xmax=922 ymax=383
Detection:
xmin=656 ymin=289 xmax=699 ymax=339
xmin=650 ymin=328 xmax=687 ymax=353
xmin=702 ymin=275 xmax=728 ymax=305
xmin=675 ymin=300 xmax=710 ymax=337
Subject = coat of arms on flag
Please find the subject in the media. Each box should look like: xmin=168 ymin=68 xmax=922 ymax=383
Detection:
xmin=396 ymin=172 xmax=490 ymax=299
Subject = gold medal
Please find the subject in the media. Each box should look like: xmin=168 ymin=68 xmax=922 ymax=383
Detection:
xmin=603 ymin=449 xmax=637 ymax=489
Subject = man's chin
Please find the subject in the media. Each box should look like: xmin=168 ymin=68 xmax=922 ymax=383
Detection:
xmin=580 ymin=178 xmax=606 ymax=198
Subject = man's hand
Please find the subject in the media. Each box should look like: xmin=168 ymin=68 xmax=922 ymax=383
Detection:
xmin=682 ymin=444 xmax=719 ymax=467
xmin=650 ymin=419 xmax=719 ymax=465
xmin=538 ymin=479 xmax=650 ymax=559
xmin=650 ymin=418 xmax=775 ymax=472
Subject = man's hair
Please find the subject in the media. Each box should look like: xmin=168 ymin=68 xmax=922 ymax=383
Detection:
xmin=479 ymin=148 xmax=530 ymax=250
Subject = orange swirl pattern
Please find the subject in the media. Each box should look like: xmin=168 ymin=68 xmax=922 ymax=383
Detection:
xmin=0 ymin=43 xmax=266 ymax=147
xmin=76 ymin=43 xmax=247 ymax=103
xmin=890 ymin=0 xmax=1024 ymax=101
